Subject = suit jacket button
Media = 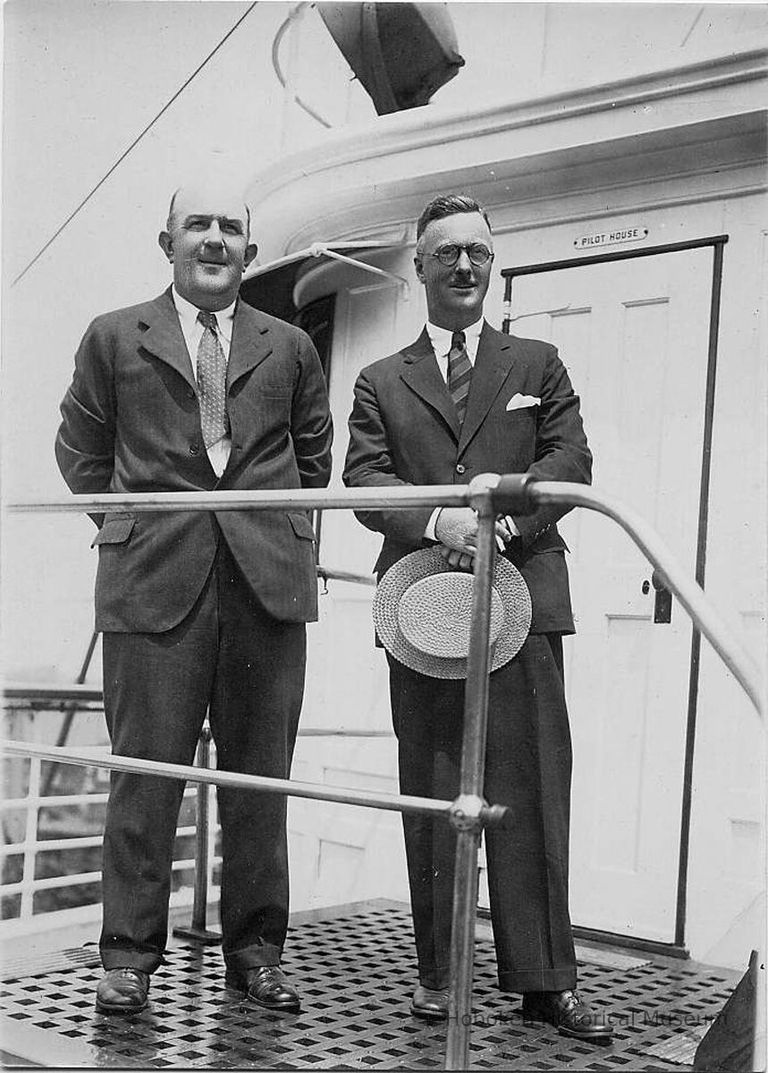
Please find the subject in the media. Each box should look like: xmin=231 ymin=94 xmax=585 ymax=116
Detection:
xmin=190 ymin=442 xmax=200 ymax=455
xmin=456 ymin=463 xmax=466 ymax=475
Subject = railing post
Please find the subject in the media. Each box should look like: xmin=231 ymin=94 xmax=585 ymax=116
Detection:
xmin=445 ymin=485 xmax=498 ymax=1070
xmin=20 ymin=755 xmax=42 ymax=921
xmin=172 ymin=724 xmax=221 ymax=944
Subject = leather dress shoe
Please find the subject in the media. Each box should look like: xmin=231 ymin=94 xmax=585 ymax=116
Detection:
xmin=95 ymin=968 xmax=149 ymax=1014
xmin=522 ymin=989 xmax=613 ymax=1042
xmin=225 ymin=965 xmax=301 ymax=1012
xmin=411 ymin=984 xmax=449 ymax=1021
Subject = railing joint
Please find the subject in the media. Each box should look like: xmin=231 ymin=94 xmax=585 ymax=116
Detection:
xmin=449 ymin=795 xmax=487 ymax=834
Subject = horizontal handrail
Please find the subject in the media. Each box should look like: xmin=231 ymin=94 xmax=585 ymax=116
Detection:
xmin=316 ymin=565 xmax=376 ymax=587
xmin=1 ymin=740 xmax=507 ymax=827
xmin=3 ymin=828 xmax=196 ymax=854
xmin=2 ymin=870 xmax=103 ymax=896
xmin=2 ymin=791 xmax=111 ymax=810
xmin=2 ymin=857 xmax=198 ymax=898
xmin=5 ymin=475 xmax=763 ymax=714
xmin=529 ymin=481 xmax=764 ymax=715
xmin=2 ymin=690 xmax=392 ymax=738
xmin=4 ymin=684 xmax=105 ymax=703
xmin=6 ymin=485 xmax=469 ymax=514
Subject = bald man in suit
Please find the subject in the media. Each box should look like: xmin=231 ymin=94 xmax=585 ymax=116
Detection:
xmin=56 ymin=179 xmax=332 ymax=1015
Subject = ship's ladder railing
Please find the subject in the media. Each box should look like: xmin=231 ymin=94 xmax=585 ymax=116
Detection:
xmin=1 ymin=693 xmax=385 ymax=930
xmin=4 ymin=476 xmax=763 ymax=1070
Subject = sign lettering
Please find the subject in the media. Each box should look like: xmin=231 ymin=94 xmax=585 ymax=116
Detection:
xmin=574 ymin=227 xmax=648 ymax=250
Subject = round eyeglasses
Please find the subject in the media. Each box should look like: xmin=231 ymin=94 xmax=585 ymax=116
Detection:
xmin=430 ymin=243 xmax=494 ymax=267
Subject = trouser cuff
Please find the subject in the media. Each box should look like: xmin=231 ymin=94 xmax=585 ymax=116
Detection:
xmin=498 ymin=966 xmax=578 ymax=994
xmin=225 ymin=941 xmax=282 ymax=975
xmin=419 ymin=966 xmax=451 ymax=991
xmin=101 ymin=950 xmax=163 ymax=974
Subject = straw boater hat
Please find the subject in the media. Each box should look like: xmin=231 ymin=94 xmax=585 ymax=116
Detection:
xmin=373 ymin=548 xmax=532 ymax=679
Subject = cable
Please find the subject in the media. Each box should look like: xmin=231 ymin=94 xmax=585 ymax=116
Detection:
xmin=681 ymin=6 xmax=704 ymax=48
xmin=11 ymin=2 xmax=259 ymax=288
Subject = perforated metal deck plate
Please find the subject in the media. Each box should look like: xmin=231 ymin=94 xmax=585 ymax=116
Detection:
xmin=0 ymin=901 xmax=738 ymax=1069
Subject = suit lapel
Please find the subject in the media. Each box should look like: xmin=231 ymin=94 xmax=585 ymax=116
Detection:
xmin=138 ymin=290 xmax=274 ymax=392
xmin=458 ymin=323 xmax=517 ymax=455
xmin=138 ymin=289 xmax=196 ymax=389
xmin=400 ymin=328 xmax=461 ymax=441
xmin=227 ymin=300 xmax=274 ymax=388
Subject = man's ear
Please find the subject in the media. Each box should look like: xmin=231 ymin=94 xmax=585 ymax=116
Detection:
xmin=158 ymin=231 xmax=174 ymax=262
xmin=244 ymin=243 xmax=258 ymax=269
xmin=414 ymin=255 xmax=426 ymax=284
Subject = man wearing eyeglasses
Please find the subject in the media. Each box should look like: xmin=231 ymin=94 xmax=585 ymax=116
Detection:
xmin=344 ymin=194 xmax=609 ymax=1042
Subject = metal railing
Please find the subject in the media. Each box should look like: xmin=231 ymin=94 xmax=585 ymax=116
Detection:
xmin=1 ymin=700 xmax=393 ymax=924
xmin=4 ymin=475 xmax=764 ymax=1070
xmin=1 ymin=725 xmax=202 ymax=921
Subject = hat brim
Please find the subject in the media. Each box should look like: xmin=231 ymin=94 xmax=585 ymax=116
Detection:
xmin=373 ymin=548 xmax=532 ymax=679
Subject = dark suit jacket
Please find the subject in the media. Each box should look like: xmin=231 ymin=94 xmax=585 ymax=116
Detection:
xmin=56 ymin=289 xmax=333 ymax=632
xmin=342 ymin=321 xmax=591 ymax=634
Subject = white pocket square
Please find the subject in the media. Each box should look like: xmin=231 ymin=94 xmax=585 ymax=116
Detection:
xmin=506 ymin=393 xmax=541 ymax=411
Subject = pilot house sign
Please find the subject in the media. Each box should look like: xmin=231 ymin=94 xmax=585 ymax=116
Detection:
xmin=574 ymin=226 xmax=649 ymax=250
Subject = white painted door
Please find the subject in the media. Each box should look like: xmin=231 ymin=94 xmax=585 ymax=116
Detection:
xmin=506 ymin=248 xmax=713 ymax=941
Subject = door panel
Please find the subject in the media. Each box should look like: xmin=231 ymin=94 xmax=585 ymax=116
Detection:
xmin=506 ymin=249 xmax=712 ymax=940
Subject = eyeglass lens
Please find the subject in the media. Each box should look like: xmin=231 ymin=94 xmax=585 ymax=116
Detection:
xmin=435 ymin=244 xmax=492 ymax=266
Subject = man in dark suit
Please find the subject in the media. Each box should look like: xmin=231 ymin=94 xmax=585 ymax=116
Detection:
xmin=55 ymin=178 xmax=333 ymax=1015
xmin=343 ymin=194 xmax=611 ymax=1041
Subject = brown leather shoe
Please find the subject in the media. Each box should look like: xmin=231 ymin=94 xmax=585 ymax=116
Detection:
xmin=522 ymin=989 xmax=613 ymax=1042
xmin=95 ymin=968 xmax=149 ymax=1014
xmin=225 ymin=966 xmax=300 ymax=1012
xmin=411 ymin=984 xmax=449 ymax=1021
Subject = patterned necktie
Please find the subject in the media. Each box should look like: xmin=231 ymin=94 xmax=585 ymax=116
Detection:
xmin=196 ymin=311 xmax=229 ymax=449
xmin=447 ymin=330 xmax=472 ymax=425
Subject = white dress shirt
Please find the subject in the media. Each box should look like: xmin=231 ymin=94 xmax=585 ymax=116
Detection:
xmin=426 ymin=317 xmax=484 ymax=383
xmin=423 ymin=317 xmax=519 ymax=543
xmin=172 ymin=286 xmax=236 ymax=477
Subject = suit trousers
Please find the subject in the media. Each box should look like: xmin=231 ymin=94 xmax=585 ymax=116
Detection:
xmin=388 ymin=633 xmax=577 ymax=994
xmin=99 ymin=537 xmax=306 ymax=975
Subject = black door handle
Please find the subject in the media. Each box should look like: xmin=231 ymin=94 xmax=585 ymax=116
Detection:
xmin=651 ymin=569 xmax=673 ymax=624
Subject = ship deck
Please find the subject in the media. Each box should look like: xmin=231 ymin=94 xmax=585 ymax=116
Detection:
xmin=0 ymin=900 xmax=739 ymax=1070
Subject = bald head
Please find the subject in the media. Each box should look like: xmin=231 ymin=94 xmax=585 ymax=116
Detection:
xmin=166 ymin=184 xmax=251 ymax=237
xmin=159 ymin=180 xmax=257 ymax=311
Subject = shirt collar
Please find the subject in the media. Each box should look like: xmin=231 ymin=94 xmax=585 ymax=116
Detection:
xmin=171 ymin=286 xmax=237 ymax=341
xmin=426 ymin=316 xmax=484 ymax=358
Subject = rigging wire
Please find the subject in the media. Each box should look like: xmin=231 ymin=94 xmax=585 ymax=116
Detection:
xmin=681 ymin=6 xmax=704 ymax=47
xmin=11 ymin=2 xmax=259 ymax=288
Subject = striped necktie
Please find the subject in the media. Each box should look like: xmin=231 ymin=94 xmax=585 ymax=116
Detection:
xmin=447 ymin=330 xmax=472 ymax=425
xmin=196 ymin=310 xmax=230 ymax=449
